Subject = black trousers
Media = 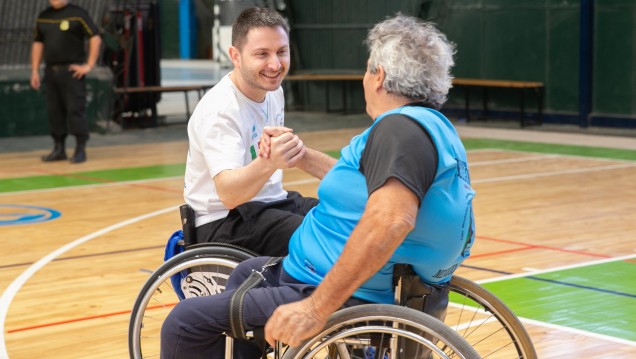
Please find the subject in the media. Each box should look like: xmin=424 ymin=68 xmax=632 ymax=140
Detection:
xmin=195 ymin=191 xmax=319 ymax=256
xmin=44 ymin=66 xmax=89 ymax=140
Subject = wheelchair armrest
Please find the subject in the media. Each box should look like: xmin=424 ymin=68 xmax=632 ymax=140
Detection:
xmin=179 ymin=204 xmax=197 ymax=247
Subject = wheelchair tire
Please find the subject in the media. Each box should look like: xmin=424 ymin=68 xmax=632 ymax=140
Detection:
xmin=448 ymin=276 xmax=537 ymax=359
xmin=282 ymin=304 xmax=481 ymax=359
xmin=128 ymin=244 xmax=255 ymax=359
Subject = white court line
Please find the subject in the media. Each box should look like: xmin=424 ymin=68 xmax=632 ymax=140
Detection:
xmin=287 ymin=159 xmax=636 ymax=188
xmin=475 ymin=252 xmax=636 ymax=285
xmin=448 ymin=302 xmax=636 ymax=347
xmin=520 ymin=316 xmax=636 ymax=347
xmin=0 ymin=176 xmax=312 ymax=357
xmin=2 ymin=152 xmax=636 ymax=356
xmin=475 ymin=252 xmax=636 ymax=345
xmin=3 ymin=149 xmax=634 ymax=198
xmin=474 ymin=162 xmax=636 ymax=184
xmin=0 ymin=205 xmax=179 ymax=359
xmin=469 ymin=147 xmax=636 ymax=164
xmin=469 ymin=154 xmax=560 ymax=166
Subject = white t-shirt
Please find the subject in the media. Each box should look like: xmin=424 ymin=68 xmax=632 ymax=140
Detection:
xmin=184 ymin=73 xmax=288 ymax=227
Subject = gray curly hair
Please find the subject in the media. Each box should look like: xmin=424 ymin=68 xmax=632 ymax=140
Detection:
xmin=365 ymin=14 xmax=455 ymax=109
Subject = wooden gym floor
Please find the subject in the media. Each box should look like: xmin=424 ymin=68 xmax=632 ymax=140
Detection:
xmin=1 ymin=120 xmax=635 ymax=358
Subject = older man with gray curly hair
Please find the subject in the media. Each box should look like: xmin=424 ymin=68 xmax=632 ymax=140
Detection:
xmin=161 ymin=13 xmax=475 ymax=359
xmin=365 ymin=14 xmax=455 ymax=109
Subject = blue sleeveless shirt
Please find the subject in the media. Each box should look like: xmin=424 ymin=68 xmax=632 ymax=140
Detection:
xmin=283 ymin=106 xmax=475 ymax=304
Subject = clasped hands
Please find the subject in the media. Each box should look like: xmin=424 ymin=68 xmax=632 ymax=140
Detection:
xmin=258 ymin=126 xmax=306 ymax=169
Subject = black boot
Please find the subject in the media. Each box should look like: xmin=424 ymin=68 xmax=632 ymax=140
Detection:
xmin=42 ymin=136 xmax=67 ymax=162
xmin=70 ymin=137 xmax=87 ymax=163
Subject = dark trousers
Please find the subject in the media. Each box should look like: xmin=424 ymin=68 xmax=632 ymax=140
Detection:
xmin=44 ymin=66 xmax=89 ymax=141
xmin=195 ymin=191 xmax=319 ymax=256
xmin=160 ymin=257 xmax=312 ymax=359
xmin=160 ymin=257 xmax=368 ymax=359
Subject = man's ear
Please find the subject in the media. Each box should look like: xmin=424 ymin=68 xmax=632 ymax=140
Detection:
xmin=374 ymin=65 xmax=385 ymax=91
xmin=229 ymin=46 xmax=240 ymax=68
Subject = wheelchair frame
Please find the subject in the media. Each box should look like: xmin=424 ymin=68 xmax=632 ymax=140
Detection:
xmin=129 ymin=244 xmax=536 ymax=359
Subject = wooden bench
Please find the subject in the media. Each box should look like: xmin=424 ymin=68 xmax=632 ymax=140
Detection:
xmin=451 ymin=78 xmax=544 ymax=127
xmin=284 ymin=74 xmax=544 ymax=127
xmin=113 ymin=84 xmax=212 ymax=127
xmin=285 ymin=73 xmax=543 ymax=127
xmin=111 ymin=77 xmax=543 ymax=128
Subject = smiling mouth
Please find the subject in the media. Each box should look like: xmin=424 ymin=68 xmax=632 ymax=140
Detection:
xmin=262 ymin=72 xmax=282 ymax=79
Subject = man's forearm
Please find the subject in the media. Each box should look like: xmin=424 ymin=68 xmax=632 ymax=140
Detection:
xmin=295 ymin=148 xmax=337 ymax=179
xmin=86 ymin=35 xmax=101 ymax=68
xmin=307 ymin=179 xmax=418 ymax=317
xmin=31 ymin=42 xmax=43 ymax=71
xmin=214 ymin=157 xmax=277 ymax=209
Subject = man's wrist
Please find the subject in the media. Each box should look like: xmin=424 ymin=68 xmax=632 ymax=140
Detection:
xmin=306 ymin=293 xmax=335 ymax=322
xmin=255 ymin=155 xmax=278 ymax=172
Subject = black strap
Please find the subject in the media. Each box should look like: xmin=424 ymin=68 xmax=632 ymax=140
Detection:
xmin=228 ymin=257 xmax=283 ymax=340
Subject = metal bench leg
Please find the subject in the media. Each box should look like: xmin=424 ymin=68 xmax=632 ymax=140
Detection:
xmin=483 ymin=87 xmax=489 ymax=121
xmin=537 ymin=87 xmax=544 ymax=126
xmin=184 ymin=91 xmax=191 ymax=120
xmin=342 ymin=80 xmax=348 ymax=114
xmin=464 ymin=88 xmax=471 ymax=122
xmin=325 ymin=81 xmax=331 ymax=112
xmin=520 ymin=88 xmax=526 ymax=128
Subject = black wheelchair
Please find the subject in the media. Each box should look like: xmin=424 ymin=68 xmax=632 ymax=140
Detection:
xmin=128 ymin=206 xmax=536 ymax=358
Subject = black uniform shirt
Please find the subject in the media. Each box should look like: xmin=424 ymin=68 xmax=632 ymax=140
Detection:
xmin=33 ymin=4 xmax=100 ymax=65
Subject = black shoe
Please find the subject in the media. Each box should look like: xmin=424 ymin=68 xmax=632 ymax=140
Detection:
xmin=70 ymin=148 xmax=87 ymax=163
xmin=41 ymin=148 xmax=67 ymax=162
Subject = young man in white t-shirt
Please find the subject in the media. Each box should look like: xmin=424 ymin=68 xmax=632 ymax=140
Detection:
xmin=184 ymin=7 xmax=335 ymax=256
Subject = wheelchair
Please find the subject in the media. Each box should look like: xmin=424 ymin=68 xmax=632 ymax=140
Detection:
xmin=129 ymin=207 xmax=536 ymax=359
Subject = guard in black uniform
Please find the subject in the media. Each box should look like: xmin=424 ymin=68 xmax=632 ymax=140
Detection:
xmin=31 ymin=0 xmax=102 ymax=163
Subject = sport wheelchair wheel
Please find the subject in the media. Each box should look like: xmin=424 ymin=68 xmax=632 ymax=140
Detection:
xmin=447 ymin=276 xmax=537 ymax=359
xmin=128 ymin=244 xmax=255 ymax=359
xmin=282 ymin=304 xmax=481 ymax=359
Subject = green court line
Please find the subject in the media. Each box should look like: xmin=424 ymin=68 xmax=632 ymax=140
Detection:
xmin=79 ymin=163 xmax=185 ymax=181
xmin=1 ymin=139 xmax=635 ymax=194
xmin=481 ymin=261 xmax=636 ymax=341
xmin=0 ymin=164 xmax=185 ymax=193
xmin=0 ymin=175 xmax=98 ymax=193
xmin=462 ymin=138 xmax=636 ymax=161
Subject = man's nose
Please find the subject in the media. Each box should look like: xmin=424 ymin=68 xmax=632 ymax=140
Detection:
xmin=267 ymin=55 xmax=282 ymax=70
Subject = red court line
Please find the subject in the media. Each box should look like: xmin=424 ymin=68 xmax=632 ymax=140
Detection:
xmin=4 ymin=237 xmax=620 ymax=334
xmin=476 ymin=235 xmax=613 ymax=259
xmin=7 ymin=303 xmax=177 ymax=334
xmin=7 ymin=310 xmax=131 ymax=333
xmin=467 ymin=245 xmax=535 ymax=259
